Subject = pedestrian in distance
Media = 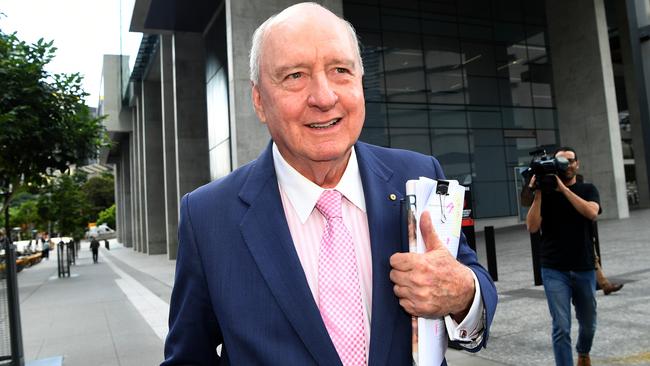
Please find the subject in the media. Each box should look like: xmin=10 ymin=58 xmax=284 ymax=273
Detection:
xmin=104 ymin=239 xmax=110 ymax=250
xmin=162 ymin=3 xmax=497 ymax=365
xmin=41 ymin=235 xmax=50 ymax=260
xmin=526 ymin=147 xmax=600 ymax=366
xmin=90 ymin=237 xmax=100 ymax=264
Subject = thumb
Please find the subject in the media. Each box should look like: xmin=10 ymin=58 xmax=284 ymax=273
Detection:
xmin=420 ymin=211 xmax=444 ymax=252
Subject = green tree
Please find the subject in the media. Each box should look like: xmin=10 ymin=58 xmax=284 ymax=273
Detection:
xmin=10 ymin=199 xmax=38 ymax=231
xmin=45 ymin=173 xmax=88 ymax=240
xmin=82 ymin=173 xmax=115 ymax=222
xmin=97 ymin=204 xmax=116 ymax=229
xmin=0 ymin=21 xmax=107 ymax=235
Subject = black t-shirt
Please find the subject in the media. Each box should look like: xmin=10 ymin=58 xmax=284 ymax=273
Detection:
xmin=539 ymin=181 xmax=601 ymax=271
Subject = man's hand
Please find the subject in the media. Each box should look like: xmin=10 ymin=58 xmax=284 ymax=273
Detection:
xmin=554 ymin=175 xmax=568 ymax=193
xmin=528 ymin=175 xmax=537 ymax=189
xmin=390 ymin=211 xmax=475 ymax=321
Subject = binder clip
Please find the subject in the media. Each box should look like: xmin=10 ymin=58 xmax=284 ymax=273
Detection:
xmin=436 ymin=180 xmax=450 ymax=223
xmin=436 ymin=180 xmax=450 ymax=196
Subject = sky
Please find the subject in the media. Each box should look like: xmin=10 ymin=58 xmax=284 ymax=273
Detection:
xmin=1 ymin=0 xmax=132 ymax=106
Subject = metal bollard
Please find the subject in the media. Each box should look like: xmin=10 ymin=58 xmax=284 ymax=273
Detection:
xmin=530 ymin=232 xmax=543 ymax=286
xmin=57 ymin=242 xmax=70 ymax=278
xmin=2 ymin=238 xmax=25 ymax=365
xmin=484 ymin=226 xmax=498 ymax=281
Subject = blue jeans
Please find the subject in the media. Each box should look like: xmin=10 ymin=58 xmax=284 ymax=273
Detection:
xmin=541 ymin=267 xmax=597 ymax=366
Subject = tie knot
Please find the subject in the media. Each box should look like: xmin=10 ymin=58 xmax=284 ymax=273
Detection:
xmin=316 ymin=190 xmax=343 ymax=220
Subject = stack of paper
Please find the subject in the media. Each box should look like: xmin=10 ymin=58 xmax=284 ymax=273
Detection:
xmin=406 ymin=177 xmax=466 ymax=366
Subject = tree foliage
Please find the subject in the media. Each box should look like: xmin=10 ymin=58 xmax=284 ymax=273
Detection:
xmin=97 ymin=204 xmax=116 ymax=229
xmin=82 ymin=173 xmax=115 ymax=221
xmin=40 ymin=173 xmax=89 ymax=239
xmin=0 ymin=22 xmax=107 ymax=217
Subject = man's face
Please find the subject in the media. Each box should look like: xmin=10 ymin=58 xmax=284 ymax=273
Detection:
xmin=555 ymin=150 xmax=578 ymax=181
xmin=251 ymin=7 xmax=365 ymax=176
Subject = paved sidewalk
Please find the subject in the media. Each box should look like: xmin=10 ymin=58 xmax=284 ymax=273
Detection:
xmin=18 ymin=243 xmax=168 ymax=366
xmin=15 ymin=208 xmax=650 ymax=365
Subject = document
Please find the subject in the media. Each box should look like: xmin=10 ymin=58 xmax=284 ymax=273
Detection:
xmin=406 ymin=177 xmax=465 ymax=366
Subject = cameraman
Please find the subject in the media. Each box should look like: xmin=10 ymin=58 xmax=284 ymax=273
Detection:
xmin=526 ymin=147 xmax=600 ymax=366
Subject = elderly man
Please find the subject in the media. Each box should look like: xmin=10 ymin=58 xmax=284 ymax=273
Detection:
xmin=162 ymin=3 xmax=496 ymax=365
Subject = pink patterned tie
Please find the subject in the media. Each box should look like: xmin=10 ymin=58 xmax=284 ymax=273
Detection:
xmin=316 ymin=190 xmax=367 ymax=366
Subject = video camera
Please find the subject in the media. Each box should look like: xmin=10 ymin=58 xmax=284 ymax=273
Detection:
xmin=522 ymin=149 xmax=569 ymax=191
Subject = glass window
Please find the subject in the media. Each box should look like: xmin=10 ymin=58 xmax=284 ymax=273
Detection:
xmin=467 ymin=106 xmax=501 ymax=128
xmin=465 ymin=76 xmax=500 ymax=105
xmin=536 ymin=129 xmax=557 ymax=146
xmin=344 ymin=4 xmax=381 ymax=31
xmin=359 ymin=32 xmax=386 ymax=102
xmin=209 ymin=140 xmax=231 ymax=180
xmin=526 ymin=39 xmax=553 ymax=108
xmin=388 ymin=104 xmax=429 ymax=128
xmin=420 ymin=2 xmax=457 ymax=16
xmin=504 ymin=137 xmax=537 ymax=166
xmin=532 ymin=81 xmax=553 ymax=107
xmin=365 ymin=102 xmax=388 ymax=128
xmin=469 ymin=128 xmax=507 ymax=181
xmin=523 ymin=1 xmax=547 ymax=25
xmin=421 ymin=19 xmax=458 ymax=37
xmin=431 ymin=128 xmax=471 ymax=180
xmin=423 ymin=36 xmax=465 ymax=104
xmin=381 ymin=0 xmax=419 ymax=10
xmin=493 ymin=22 xmax=525 ymax=45
xmin=461 ymin=42 xmax=496 ymax=76
xmin=525 ymin=26 xmax=547 ymax=46
xmin=534 ymin=108 xmax=555 ymax=129
xmin=348 ymin=0 xmax=557 ymax=220
xmin=206 ymin=68 xmax=229 ymax=149
xmin=458 ymin=0 xmax=491 ymax=19
xmin=496 ymin=41 xmax=532 ymax=106
xmin=429 ymin=106 xmax=467 ymax=128
xmin=382 ymin=14 xmax=420 ymax=33
xmin=383 ymin=32 xmax=427 ymax=103
xmin=459 ymin=21 xmax=493 ymax=41
xmin=502 ymin=107 xmax=535 ymax=128
xmin=389 ymin=128 xmax=431 ymax=154
xmin=499 ymin=78 xmax=532 ymax=107
xmin=492 ymin=0 xmax=523 ymax=23
xmin=473 ymin=181 xmax=512 ymax=217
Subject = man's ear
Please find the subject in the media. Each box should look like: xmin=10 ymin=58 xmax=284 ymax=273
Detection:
xmin=251 ymin=82 xmax=267 ymax=124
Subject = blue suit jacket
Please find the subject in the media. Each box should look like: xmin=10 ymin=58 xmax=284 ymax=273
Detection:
xmin=162 ymin=142 xmax=497 ymax=366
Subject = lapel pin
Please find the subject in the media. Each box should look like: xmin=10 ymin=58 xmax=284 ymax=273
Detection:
xmin=389 ymin=193 xmax=397 ymax=201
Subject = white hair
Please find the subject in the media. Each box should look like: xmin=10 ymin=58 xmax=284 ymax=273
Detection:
xmin=249 ymin=2 xmax=364 ymax=85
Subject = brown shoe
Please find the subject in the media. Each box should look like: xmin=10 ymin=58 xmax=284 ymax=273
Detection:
xmin=603 ymin=283 xmax=623 ymax=295
xmin=577 ymin=353 xmax=591 ymax=366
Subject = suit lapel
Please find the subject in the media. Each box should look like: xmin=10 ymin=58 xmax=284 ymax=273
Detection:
xmin=238 ymin=143 xmax=341 ymax=366
xmin=356 ymin=143 xmax=407 ymax=366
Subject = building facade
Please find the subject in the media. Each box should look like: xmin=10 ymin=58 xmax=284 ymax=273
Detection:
xmin=101 ymin=0 xmax=650 ymax=259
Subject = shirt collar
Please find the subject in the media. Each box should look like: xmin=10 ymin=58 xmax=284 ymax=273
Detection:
xmin=272 ymin=143 xmax=366 ymax=223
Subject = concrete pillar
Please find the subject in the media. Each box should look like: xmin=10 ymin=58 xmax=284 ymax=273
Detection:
xmin=546 ymin=0 xmax=629 ymax=219
xmin=161 ymin=35 xmax=179 ymax=260
xmin=617 ymin=0 xmax=650 ymax=208
xmin=172 ymin=33 xmax=211 ymax=202
xmin=129 ymin=119 xmax=137 ymax=250
xmin=129 ymin=113 xmax=139 ymax=251
xmin=141 ymin=80 xmax=167 ymax=255
xmin=114 ymin=163 xmax=123 ymax=243
xmin=135 ymin=90 xmax=147 ymax=252
xmin=225 ymin=0 xmax=343 ymax=167
xmin=121 ymin=139 xmax=133 ymax=248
